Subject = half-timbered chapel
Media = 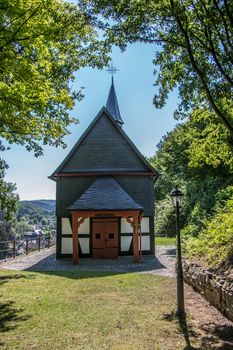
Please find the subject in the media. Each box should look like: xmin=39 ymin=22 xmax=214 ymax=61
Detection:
xmin=49 ymin=77 xmax=158 ymax=264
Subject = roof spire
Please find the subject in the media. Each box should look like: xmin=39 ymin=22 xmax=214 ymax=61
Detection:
xmin=106 ymin=64 xmax=124 ymax=126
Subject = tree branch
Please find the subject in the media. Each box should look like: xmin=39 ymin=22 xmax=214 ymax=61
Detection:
xmin=224 ymin=0 xmax=233 ymax=28
xmin=212 ymin=0 xmax=233 ymax=49
xmin=0 ymin=7 xmax=32 ymax=34
xmin=0 ymin=3 xmax=42 ymax=52
xmin=207 ymin=29 xmax=233 ymax=86
xmin=170 ymin=0 xmax=233 ymax=137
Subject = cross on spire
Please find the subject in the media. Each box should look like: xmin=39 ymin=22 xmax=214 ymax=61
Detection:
xmin=106 ymin=63 xmax=119 ymax=76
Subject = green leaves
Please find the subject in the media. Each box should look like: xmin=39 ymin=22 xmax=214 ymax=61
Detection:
xmin=183 ymin=193 xmax=233 ymax=266
xmin=186 ymin=109 xmax=233 ymax=172
xmin=0 ymin=157 xmax=18 ymax=222
xmin=0 ymin=0 xmax=110 ymax=155
xmin=150 ymin=107 xmax=233 ymax=239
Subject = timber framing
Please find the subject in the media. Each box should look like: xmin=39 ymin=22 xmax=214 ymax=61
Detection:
xmin=70 ymin=210 xmax=143 ymax=264
xmin=55 ymin=172 xmax=156 ymax=178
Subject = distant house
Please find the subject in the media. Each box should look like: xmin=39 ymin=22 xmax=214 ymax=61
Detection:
xmin=49 ymin=78 xmax=158 ymax=263
xmin=24 ymin=229 xmax=44 ymax=238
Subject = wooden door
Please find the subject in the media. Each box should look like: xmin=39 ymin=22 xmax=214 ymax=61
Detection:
xmin=92 ymin=219 xmax=118 ymax=259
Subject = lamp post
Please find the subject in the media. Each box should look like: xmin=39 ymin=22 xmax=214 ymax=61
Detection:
xmin=170 ymin=185 xmax=185 ymax=317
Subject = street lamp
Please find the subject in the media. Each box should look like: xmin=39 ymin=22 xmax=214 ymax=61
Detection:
xmin=170 ymin=185 xmax=185 ymax=317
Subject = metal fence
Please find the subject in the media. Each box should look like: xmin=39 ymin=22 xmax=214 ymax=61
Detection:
xmin=0 ymin=236 xmax=56 ymax=260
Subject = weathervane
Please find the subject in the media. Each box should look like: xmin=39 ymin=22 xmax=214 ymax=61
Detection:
xmin=106 ymin=63 xmax=119 ymax=76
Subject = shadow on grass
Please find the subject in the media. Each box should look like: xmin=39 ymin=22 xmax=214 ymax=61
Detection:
xmin=0 ymin=300 xmax=30 ymax=333
xmin=35 ymin=270 xmax=128 ymax=280
xmin=0 ymin=274 xmax=35 ymax=285
xmin=0 ymin=274 xmax=31 ymax=348
xmin=163 ymin=311 xmax=233 ymax=350
xmin=163 ymin=311 xmax=198 ymax=349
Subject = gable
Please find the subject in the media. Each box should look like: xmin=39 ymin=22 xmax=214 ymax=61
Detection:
xmin=51 ymin=108 xmax=157 ymax=176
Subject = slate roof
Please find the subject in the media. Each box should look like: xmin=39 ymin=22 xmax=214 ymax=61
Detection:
xmin=49 ymin=107 xmax=158 ymax=179
xmin=106 ymin=77 xmax=124 ymax=126
xmin=68 ymin=178 xmax=143 ymax=211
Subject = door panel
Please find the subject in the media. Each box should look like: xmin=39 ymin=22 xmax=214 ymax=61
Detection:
xmin=92 ymin=219 xmax=118 ymax=259
xmin=104 ymin=247 xmax=118 ymax=259
xmin=92 ymin=222 xmax=105 ymax=258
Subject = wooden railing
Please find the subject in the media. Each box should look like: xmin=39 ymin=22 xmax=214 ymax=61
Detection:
xmin=0 ymin=236 xmax=55 ymax=260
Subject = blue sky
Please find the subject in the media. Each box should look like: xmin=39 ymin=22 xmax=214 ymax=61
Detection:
xmin=4 ymin=43 xmax=178 ymax=200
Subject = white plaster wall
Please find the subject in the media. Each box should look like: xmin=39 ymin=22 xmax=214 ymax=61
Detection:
xmin=121 ymin=217 xmax=150 ymax=233
xmin=61 ymin=218 xmax=72 ymax=235
xmin=79 ymin=238 xmax=90 ymax=254
xmin=121 ymin=218 xmax=133 ymax=233
xmin=61 ymin=237 xmax=73 ymax=254
xmin=78 ymin=218 xmax=90 ymax=235
xmin=141 ymin=217 xmax=150 ymax=232
xmin=61 ymin=217 xmax=90 ymax=235
xmin=121 ymin=236 xmax=132 ymax=251
xmin=138 ymin=236 xmax=150 ymax=250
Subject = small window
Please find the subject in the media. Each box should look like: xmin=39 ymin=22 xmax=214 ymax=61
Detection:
xmin=109 ymin=233 xmax=114 ymax=239
xmin=96 ymin=233 xmax=101 ymax=239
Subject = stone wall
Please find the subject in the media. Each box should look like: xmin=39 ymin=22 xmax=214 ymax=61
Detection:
xmin=183 ymin=260 xmax=233 ymax=321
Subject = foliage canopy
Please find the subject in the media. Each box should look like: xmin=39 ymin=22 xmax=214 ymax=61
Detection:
xmin=0 ymin=0 xmax=110 ymax=156
xmin=150 ymin=107 xmax=233 ymax=238
xmin=183 ymin=192 xmax=233 ymax=266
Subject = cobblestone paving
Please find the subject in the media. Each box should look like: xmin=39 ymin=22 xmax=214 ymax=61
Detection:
xmin=0 ymin=246 xmax=176 ymax=277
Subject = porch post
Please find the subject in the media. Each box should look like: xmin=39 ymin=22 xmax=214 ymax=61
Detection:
xmin=72 ymin=212 xmax=79 ymax=264
xmin=133 ymin=213 xmax=139 ymax=263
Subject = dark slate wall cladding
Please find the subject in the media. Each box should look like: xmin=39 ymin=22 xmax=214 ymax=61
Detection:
xmin=116 ymin=176 xmax=154 ymax=216
xmin=56 ymin=176 xmax=96 ymax=217
xmin=56 ymin=176 xmax=154 ymax=217
xmin=62 ymin=113 xmax=148 ymax=172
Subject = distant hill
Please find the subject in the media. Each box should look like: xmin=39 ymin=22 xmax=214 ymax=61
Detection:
xmin=18 ymin=200 xmax=55 ymax=218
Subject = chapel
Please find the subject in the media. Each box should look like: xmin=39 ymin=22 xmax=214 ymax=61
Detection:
xmin=49 ymin=75 xmax=158 ymax=264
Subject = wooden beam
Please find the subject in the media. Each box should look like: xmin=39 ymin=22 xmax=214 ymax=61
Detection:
xmin=71 ymin=212 xmax=78 ymax=264
xmin=70 ymin=209 xmax=143 ymax=264
xmin=55 ymin=172 xmax=154 ymax=177
xmin=71 ymin=213 xmax=87 ymax=264
xmin=133 ymin=214 xmax=140 ymax=263
xmin=126 ymin=213 xmax=141 ymax=263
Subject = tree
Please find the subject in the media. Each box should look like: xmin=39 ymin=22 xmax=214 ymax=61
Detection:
xmin=182 ymin=109 xmax=233 ymax=173
xmin=81 ymin=0 xmax=233 ymax=135
xmin=150 ymin=107 xmax=233 ymax=236
xmin=15 ymin=220 xmax=31 ymax=237
xmin=41 ymin=218 xmax=47 ymax=226
xmin=0 ymin=0 xmax=110 ymax=156
xmin=0 ymin=158 xmax=18 ymax=241
xmin=0 ymin=158 xmax=18 ymax=222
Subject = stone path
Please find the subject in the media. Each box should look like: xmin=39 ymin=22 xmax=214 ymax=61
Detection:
xmin=0 ymin=246 xmax=176 ymax=277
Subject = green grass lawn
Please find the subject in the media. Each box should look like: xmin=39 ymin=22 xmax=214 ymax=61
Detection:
xmin=155 ymin=236 xmax=176 ymax=246
xmin=0 ymin=269 xmax=231 ymax=350
xmin=0 ymin=270 xmax=233 ymax=350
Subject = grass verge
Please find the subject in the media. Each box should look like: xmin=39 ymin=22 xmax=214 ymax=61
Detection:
xmin=155 ymin=236 xmax=176 ymax=246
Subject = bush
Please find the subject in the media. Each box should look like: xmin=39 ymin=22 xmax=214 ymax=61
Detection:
xmin=183 ymin=196 xmax=233 ymax=266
